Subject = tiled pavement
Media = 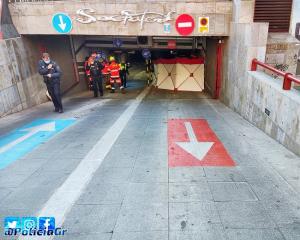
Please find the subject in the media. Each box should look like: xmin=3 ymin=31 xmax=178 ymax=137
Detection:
xmin=0 ymin=84 xmax=300 ymax=240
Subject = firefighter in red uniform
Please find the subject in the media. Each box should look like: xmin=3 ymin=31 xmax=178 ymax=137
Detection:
xmin=108 ymin=56 xmax=124 ymax=93
xmin=102 ymin=60 xmax=111 ymax=89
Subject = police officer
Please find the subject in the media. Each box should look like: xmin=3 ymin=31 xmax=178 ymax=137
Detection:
xmin=38 ymin=53 xmax=63 ymax=113
xmin=119 ymin=61 xmax=129 ymax=88
xmin=87 ymin=53 xmax=104 ymax=97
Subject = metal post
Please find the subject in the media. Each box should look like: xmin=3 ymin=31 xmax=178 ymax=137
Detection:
xmin=283 ymin=73 xmax=292 ymax=90
xmin=215 ymin=40 xmax=223 ymax=99
xmin=69 ymin=35 xmax=80 ymax=83
xmin=251 ymin=58 xmax=258 ymax=71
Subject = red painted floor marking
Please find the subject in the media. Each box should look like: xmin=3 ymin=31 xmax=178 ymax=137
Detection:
xmin=168 ymin=119 xmax=235 ymax=167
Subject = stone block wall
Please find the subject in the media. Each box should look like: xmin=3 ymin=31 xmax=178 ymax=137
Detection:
xmin=239 ymin=71 xmax=300 ymax=155
xmin=0 ymin=37 xmax=47 ymax=117
xmin=222 ymin=21 xmax=300 ymax=155
xmin=221 ymin=22 xmax=269 ymax=108
xmin=265 ymin=33 xmax=300 ymax=77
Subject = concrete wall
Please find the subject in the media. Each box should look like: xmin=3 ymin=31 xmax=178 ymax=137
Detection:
xmin=265 ymin=33 xmax=300 ymax=76
xmin=221 ymin=22 xmax=269 ymax=107
xmin=71 ymin=36 xmax=90 ymax=94
xmin=243 ymin=71 xmax=300 ymax=155
xmin=221 ymin=20 xmax=300 ymax=155
xmin=290 ymin=0 xmax=300 ymax=36
xmin=0 ymin=35 xmax=84 ymax=117
xmin=0 ymin=37 xmax=47 ymax=117
xmin=232 ymin=0 xmax=254 ymax=23
xmin=24 ymin=35 xmax=78 ymax=94
xmin=8 ymin=0 xmax=232 ymax=36
xmin=255 ymin=0 xmax=300 ymax=76
xmin=0 ymin=0 xmax=19 ymax=39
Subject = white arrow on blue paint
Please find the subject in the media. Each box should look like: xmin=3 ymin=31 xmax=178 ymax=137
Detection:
xmin=176 ymin=122 xmax=214 ymax=161
xmin=52 ymin=13 xmax=72 ymax=34
xmin=0 ymin=122 xmax=56 ymax=154
xmin=58 ymin=15 xmax=66 ymax=31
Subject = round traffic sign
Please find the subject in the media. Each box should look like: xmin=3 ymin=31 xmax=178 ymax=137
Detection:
xmin=200 ymin=18 xmax=208 ymax=26
xmin=97 ymin=50 xmax=106 ymax=60
xmin=175 ymin=14 xmax=195 ymax=36
xmin=113 ymin=38 xmax=123 ymax=48
xmin=142 ymin=49 xmax=151 ymax=59
xmin=52 ymin=13 xmax=72 ymax=34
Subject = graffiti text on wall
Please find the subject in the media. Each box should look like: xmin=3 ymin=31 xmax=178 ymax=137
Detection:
xmin=76 ymin=9 xmax=176 ymax=30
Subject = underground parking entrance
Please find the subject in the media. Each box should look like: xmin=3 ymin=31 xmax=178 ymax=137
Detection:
xmin=23 ymin=35 xmax=227 ymax=100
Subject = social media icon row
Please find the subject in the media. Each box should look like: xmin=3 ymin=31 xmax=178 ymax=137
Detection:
xmin=4 ymin=217 xmax=55 ymax=231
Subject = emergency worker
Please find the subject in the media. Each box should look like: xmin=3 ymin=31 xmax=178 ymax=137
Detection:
xmin=119 ymin=61 xmax=129 ymax=88
xmin=38 ymin=53 xmax=63 ymax=113
xmin=108 ymin=56 xmax=124 ymax=93
xmin=102 ymin=60 xmax=111 ymax=89
xmin=86 ymin=53 xmax=104 ymax=97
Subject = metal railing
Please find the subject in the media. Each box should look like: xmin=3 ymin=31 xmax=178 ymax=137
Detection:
xmin=8 ymin=0 xmax=232 ymax=3
xmin=251 ymin=58 xmax=300 ymax=90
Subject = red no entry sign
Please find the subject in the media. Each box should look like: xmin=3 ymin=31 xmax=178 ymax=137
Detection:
xmin=168 ymin=119 xmax=235 ymax=167
xmin=175 ymin=14 xmax=195 ymax=36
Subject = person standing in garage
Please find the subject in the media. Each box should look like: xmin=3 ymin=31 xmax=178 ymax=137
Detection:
xmin=119 ymin=61 xmax=129 ymax=88
xmin=102 ymin=59 xmax=111 ymax=90
xmin=86 ymin=53 xmax=104 ymax=97
xmin=108 ymin=56 xmax=124 ymax=93
xmin=38 ymin=53 xmax=63 ymax=113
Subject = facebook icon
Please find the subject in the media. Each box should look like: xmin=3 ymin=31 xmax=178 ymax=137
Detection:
xmin=39 ymin=217 xmax=55 ymax=231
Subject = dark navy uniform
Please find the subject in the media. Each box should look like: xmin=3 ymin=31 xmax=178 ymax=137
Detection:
xmin=120 ymin=62 xmax=129 ymax=88
xmin=38 ymin=60 xmax=63 ymax=112
xmin=87 ymin=60 xmax=104 ymax=97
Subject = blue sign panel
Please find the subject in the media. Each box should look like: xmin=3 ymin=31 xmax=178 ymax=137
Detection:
xmin=52 ymin=13 xmax=73 ymax=34
xmin=0 ymin=119 xmax=76 ymax=169
xmin=96 ymin=51 xmax=107 ymax=61
xmin=164 ymin=23 xmax=171 ymax=33
xmin=113 ymin=38 xmax=123 ymax=48
xmin=142 ymin=49 xmax=151 ymax=59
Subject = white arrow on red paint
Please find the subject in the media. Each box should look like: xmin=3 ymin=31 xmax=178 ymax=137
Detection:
xmin=176 ymin=122 xmax=214 ymax=161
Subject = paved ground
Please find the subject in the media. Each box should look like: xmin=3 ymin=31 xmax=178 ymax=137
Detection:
xmin=0 ymin=80 xmax=300 ymax=240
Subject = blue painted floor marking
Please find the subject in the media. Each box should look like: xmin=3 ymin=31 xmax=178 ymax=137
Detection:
xmin=0 ymin=119 xmax=76 ymax=169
